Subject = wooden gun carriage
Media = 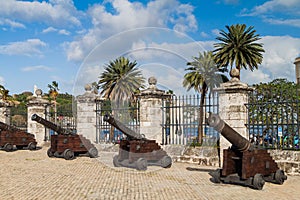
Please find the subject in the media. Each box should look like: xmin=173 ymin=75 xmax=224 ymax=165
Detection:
xmin=103 ymin=114 xmax=172 ymax=170
xmin=0 ymin=121 xmax=37 ymax=151
xmin=207 ymin=113 xmax=287 ymax=190
xmin=31 ymin=114 xmax=98 ymax=160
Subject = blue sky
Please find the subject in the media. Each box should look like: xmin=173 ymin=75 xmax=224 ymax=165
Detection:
xmin=1 ymin=0 xmax=300 ymax=95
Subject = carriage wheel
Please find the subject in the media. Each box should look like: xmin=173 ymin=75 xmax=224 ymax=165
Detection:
xmin=88 ymin=147 xmax=98 ymax=158
xmin=47 ymin=148 xmax=54 ymax=157
xmin=4 ymin=143 xmax=13 ymax=152
xmin=63 ymin=149 xmax=75 ymax=160
xmin=28 ymin=142 xmax=36 ymax=150
xmin=113 ymin=155 xmax=121 ymax=167
xmin=160 ymin=156 xmax=172 ymax=168
xmin=275 ymin=169 xmax=287 ymax=185
xmin=211 ymin=169 xmax=221 ymax=183
xmin=253 ymin=174 xmax=265 ymax=190
xmin=136 ymin=158 xmax=147 ymax=171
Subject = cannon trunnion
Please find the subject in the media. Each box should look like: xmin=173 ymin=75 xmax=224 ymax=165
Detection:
xmin=104 ymin=114 xmax=172 ymax=170
xmin=31 ymin=114 xmax=98 ymax=160
xmin=207 ymin=113 xmax=287 ymax=190
xmin=0 ymin=121 xmax=37 ymax=151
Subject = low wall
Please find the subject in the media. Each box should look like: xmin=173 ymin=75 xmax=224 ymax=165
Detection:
xmin=163 ymin=145 xmax=220 ymax=167
xmin=269 ymin=150 xmax=300 ymax=176
xmin=164 ymin=145 xmax=300 ymax=176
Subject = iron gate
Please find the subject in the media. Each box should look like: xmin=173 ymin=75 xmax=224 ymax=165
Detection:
xmin=161 ymin=94 xmax=219 ymax=145
xmin=95 ymin=98 xmax=140 ymax=143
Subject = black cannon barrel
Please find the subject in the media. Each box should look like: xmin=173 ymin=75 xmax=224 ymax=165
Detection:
xmin=103 ymin=114 xmax=143 ymax=140
xmin=0 ymin=121 xmax=20 ymax=132
xmin=207 ymin=113 xmax=253 ymax=152
xmin=31 ymin=114 xmax=72 ymax=135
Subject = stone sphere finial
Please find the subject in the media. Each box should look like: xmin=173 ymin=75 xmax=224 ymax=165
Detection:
xmin=35 ymin=89 xmax=43 ymax=97
xmin=230 ymin=68 xmax=240 ymax=79
xmin=84 ymin=84 xmax=92 ymax=91
xmin=148 ymin=76 xmax=157 ymax=86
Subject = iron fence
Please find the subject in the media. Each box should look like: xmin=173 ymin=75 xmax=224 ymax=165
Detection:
xmin=95 ymin=98 xmax=140 ymax=143
xmin=10 ymin=105 xmax=27 ymax=131
xmin=161 ymin=94 xmax=219 ymax=145
xmin=246 ymin=88 xmax=300 ymax=150
xmin=44 ymin=104 xmax=76 ymax=141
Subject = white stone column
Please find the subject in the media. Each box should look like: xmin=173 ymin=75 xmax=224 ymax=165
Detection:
xmin=76 ymin=85 xmax=97 ymax=143
xmin=0 ymin=101 xmax=11 ymax=124
xmin=27 ymin=89 xmax=50 ymax=146
xmin=137 ymin=77 xmax=171 ymax=144
xmin=214 ymin=70 xmax=254 ymax=166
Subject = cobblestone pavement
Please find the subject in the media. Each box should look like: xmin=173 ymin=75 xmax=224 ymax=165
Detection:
xmin=0 ymin=145 xmax=300 ymax=200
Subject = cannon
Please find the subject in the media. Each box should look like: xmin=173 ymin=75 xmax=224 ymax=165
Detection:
xmin=31 ymin=114 xmax=98 ymax=160
xmin=0 ymin=121 xmax=37 ymax=151
xmin=207 ymin=113 xmax=287 ymax=190
xmin=103 ymin=114 xmax=172 ymax=170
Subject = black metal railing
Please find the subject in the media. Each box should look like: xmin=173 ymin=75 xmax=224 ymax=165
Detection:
xmin=161 ymin=94 xmax=219 ymax=145
xmin=95 ymin=98 xmax=140 ymax=143
xmin=246 ymin=88 xmax=299 ymax=150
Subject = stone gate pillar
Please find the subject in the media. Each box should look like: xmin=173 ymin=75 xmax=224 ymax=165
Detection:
xmin=136 ymin=77 xmax=171 ymax=144
xmin=214 ymin=69 xmax=254 ymax=166
xmin=27 ymin=89 xmax=50 ymax=146
xmin=76 ymin=84 xmax=97 ymax=143
xmin=0 ymin=100 xmax=11 ymax=124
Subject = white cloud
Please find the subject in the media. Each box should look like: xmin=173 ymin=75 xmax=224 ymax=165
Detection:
xmin=42 ymin=27 xmax=70 ymax=35
xmin=243 ymin=0 xmax=300 ymax=16
xmin=72 ymin=27 xmax=216 ymax=96
xmin=0 ymin=76 xmax=5 ymax=85
xmin=0 ymin=39 xmax=47 ymax=56
xmin=0 ymin=0 xmax=82 ymax=28
xmin=240 ymin=0 xmax=300 ymax=28
xmin=264 ymin=18 xmax=300 ymax=28
xmin=42 ymin=27 xmax=57 ymax=34
xmin=241 ymin=35 xmax=300 ymax=84
xmin=65 ymin=0 xmax=198 ymax=62
xmin=0 ymin=18 xmax=26 ymax=29
xmin=22 ymin=65 xmax=52 ymax=72
xmin=212 ymin=29 xmax=221 ymax=37
xmin=58 ymin=29 xmax=70 ymax=35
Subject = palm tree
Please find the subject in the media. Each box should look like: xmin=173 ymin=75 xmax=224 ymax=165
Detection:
xmin=48 ymin=81 xmax=59 ymax=124
xmin=183 ymin=51 xmax=228 ymax=144
xmin=0 ymin=85 xmax=10 ymax=101
xmin=98 ymin=57 xmax=145 ymax=142
xmin=213 ymin=24 xmax=264 ymax=79
xmin=98 ymin=57 xmax=145 ymax=103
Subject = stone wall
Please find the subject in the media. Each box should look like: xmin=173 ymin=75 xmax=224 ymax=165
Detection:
xmin=269 ymin=150 xmax=300 ymax=175
xmin=167 ymin=146 xmax=300 ymax=176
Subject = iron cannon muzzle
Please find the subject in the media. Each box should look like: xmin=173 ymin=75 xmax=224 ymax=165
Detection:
xmin=31 ymin=114 xmax=38 ymax=121
xmin=207 ymin=113 xmax=253 ymax=152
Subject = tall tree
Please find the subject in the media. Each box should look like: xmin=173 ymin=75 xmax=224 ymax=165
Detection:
xmin=98 ymin=57 xmax=145 ymax=142
xmin=213 ymin=24 xmax=264 ymax=79
xmin=98 ymin=57 xmax=145 ymax=103
xmin=48 ymin=81 xmax=60 ymax=123
xmin=183 ymin=51 xmax=228 ymax=144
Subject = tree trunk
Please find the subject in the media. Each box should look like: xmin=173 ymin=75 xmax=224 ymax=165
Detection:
xmin=197 ymin=83 xmax=207 ymax=145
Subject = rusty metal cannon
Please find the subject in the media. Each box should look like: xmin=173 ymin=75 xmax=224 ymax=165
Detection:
xmin=207 ymin=113 xmax=287 ymax=190
xmin=103 ymin=114 xmax=172 ymax=170
xmin=0 ymin=121 xmax=37 ymax=151
xmin=31 ymin=114 xmax=98 ymax=160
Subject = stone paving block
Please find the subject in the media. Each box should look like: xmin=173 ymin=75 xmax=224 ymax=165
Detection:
xmin=0 ymin=147 xmax=300 ymax=200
